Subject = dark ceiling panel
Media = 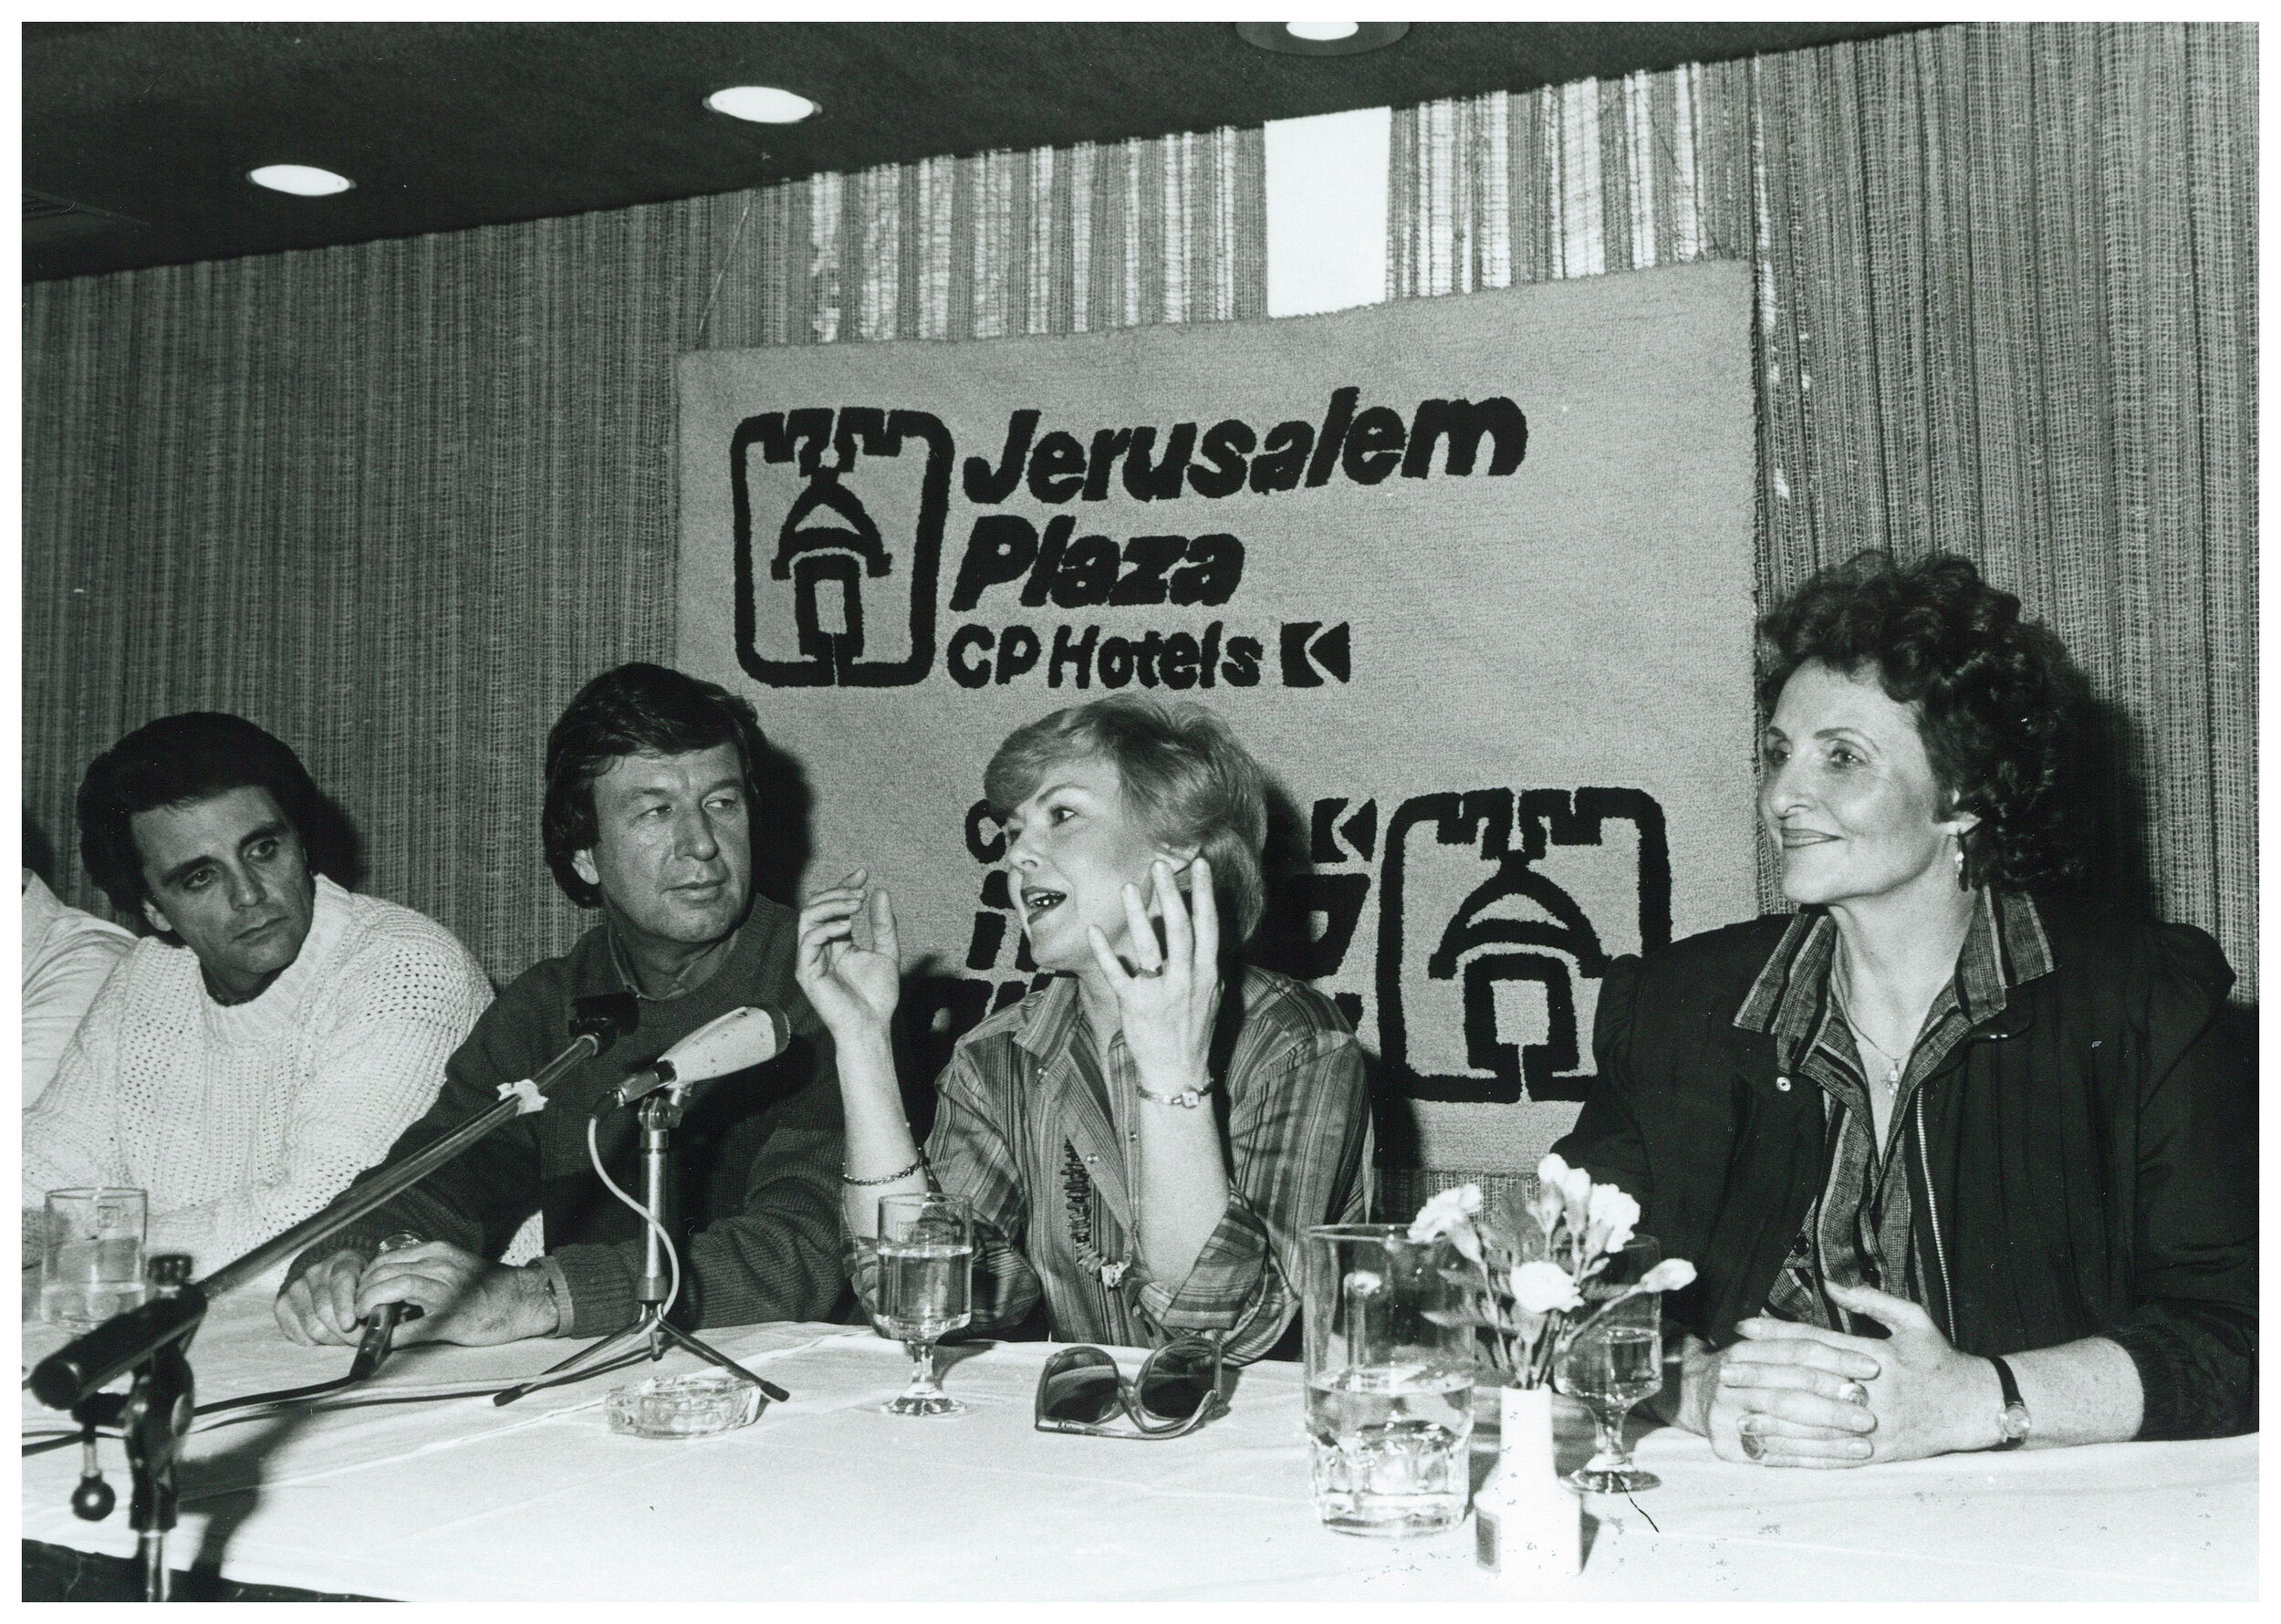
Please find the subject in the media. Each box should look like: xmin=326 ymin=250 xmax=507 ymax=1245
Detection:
xmin=24 ymin=21 xmax=1930 ymax=282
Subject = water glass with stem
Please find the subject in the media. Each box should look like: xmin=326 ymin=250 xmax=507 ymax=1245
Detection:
xmin=876 ymin=1192 xmax=974 ymax=1417
xmin=1554 ymin=1234 xmax=1664 ymax=1493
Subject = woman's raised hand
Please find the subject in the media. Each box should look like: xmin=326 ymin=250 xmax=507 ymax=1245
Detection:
xmin=796 ymin=869 xmax=901 ymax=1040
xmin=1087 ymin=856 xmax=1220 ymax=1093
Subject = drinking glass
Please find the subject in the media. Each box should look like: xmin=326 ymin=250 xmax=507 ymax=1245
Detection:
xmin=1302 ymin=1224 xmax=1475 ymax=1537
xmin=41 ymin=1187 xmax=148 ymax=1327
xmin=875 ymin=1192 xmax=973 ymax=1417
xmin=1554 ymin=1234 xmax=1663 ymax=1493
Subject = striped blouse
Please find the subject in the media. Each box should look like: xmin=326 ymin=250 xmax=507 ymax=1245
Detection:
xmin=846 ymin=965 xmax=1373 ymax=1364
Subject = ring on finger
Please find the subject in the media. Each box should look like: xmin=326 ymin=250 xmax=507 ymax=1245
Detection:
xmin=1737 ymin=1414 xmax=1769 ymax=1463
xmin=1137 ymin=963 xmax=1166 ymax=979
xmin=1837 ymin=1379 xmax=1870 ymax=1406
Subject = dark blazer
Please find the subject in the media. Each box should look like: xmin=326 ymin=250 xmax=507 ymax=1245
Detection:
xmin=1552 ymin=890 xmax=2255 ymax=1441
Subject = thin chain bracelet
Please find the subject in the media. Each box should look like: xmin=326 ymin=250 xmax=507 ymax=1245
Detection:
xmin=842 ymin=1153 xmax=927 ymax=1188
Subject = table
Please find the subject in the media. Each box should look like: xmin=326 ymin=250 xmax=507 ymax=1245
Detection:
xmin=22 ymin=1284 xmax=2257 ymax=1602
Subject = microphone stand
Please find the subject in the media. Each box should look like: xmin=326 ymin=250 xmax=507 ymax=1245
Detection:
xmin=491 ymin=1085 xmax=781 ymax=1407
xmin=26 ymin=994 xmax=638 ymax=1601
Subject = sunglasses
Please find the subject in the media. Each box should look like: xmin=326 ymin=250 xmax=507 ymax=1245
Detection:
xmin=1033 ymin=1337 xmax=1227 ymax=1440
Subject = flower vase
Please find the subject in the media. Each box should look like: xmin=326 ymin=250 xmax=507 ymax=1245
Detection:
xmin=1474 ymin=1382 xmax=1580 ymax=1580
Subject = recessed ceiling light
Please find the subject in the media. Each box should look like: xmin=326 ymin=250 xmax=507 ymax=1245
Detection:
xmin=1235 ymin=22 xmax=1409 ymax=57
xmin=704 ymin=86 xmax=818 ymax=124
xmin=248 ymin=164 xmax=354 ymax=196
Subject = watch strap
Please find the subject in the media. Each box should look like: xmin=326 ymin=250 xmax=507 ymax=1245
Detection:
xmin=1989 ymin=1354 xmax=2028 ymax=1450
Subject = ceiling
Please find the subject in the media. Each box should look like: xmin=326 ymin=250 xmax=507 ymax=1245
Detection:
xmin=25 ymin=21 xmax=1929 ymax=284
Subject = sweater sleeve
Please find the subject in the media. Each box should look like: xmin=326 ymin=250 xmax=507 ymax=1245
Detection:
xmin=155 ymin=924 xmax=494 ymax=1268
xmin=286 ymin=966 xmax=549 ymax=1286
xmin=22 ymin=968 xmax=136 ymax=1205
xmin=2102 ymin=927 xmax=2257 ymax=1441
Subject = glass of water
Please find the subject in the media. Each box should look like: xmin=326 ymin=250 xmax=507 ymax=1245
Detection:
xmin=1554 ymin=1234 xmax=1664 ymax=1494
xmin=41 ymin=1187 xmax=148 ymax=1327
xmin=1302 ymin=1224 xmax=1475 ymax=1537
xmin=875 ymin=1192 xmax=973 ymax=1417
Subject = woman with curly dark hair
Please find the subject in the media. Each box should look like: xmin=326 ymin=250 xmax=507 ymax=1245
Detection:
xmin=1554 ymin=550 xmax=2254 ymax=1467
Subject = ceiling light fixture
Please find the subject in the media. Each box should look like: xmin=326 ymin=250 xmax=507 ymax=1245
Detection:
xmin=1235 ymin=22 xmax=1408 ymax=57
xmin=704 ymin=86 xmax=819 ymax=124
xmin=247 ymin=164 xmax=354 ymax=196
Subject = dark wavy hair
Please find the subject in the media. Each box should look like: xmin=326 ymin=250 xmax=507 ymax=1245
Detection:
xmin=1755 ymin=550 xmax=2082 ymax=891
xmin=542 ymin=663 xmax=769 ymax=908
xmin=78 ymin=713 xmax=325 ymax=918
xmin=984 ymin=695 xmax=1270 ymax=941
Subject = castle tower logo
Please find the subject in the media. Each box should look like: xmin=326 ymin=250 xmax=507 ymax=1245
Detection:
xmin=1375 ymin=786 xmax=1672 ymax=1103
xmin=731 ymin=407 xmax=953 ymax=687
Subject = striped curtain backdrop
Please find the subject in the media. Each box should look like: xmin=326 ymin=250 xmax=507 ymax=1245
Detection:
xmin=19 ymin=19 xmax=2253 ymax=1048
xmin=1387 ymin=20 xmax=2257 ymax=1002
xmin=21 ymin=130 xmax=1267 ymax=984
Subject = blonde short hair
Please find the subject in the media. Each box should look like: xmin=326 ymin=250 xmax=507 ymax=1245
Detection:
xmin=984 ymin=695 xmax=1269 ymax=941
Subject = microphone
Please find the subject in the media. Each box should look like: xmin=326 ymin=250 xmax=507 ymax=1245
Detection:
xmin=29 ymin=1281 xmax=205 ymax=1411
xmin=601 ymin=1006 xmax=791 ymax=1112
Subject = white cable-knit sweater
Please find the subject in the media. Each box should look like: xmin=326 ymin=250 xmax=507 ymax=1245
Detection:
xmin=22 ymin=875 xmax=493 ymax=1273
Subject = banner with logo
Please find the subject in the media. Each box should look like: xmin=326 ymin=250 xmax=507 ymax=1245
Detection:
xmin=678 ymin=259 xmax=1756 ymax=1172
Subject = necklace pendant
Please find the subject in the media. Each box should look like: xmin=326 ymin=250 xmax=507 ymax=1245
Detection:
xmin=1886 ymin=1063 xmax=1901 ymax=1086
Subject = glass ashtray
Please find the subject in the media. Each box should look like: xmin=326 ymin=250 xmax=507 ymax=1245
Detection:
xmin=604 ymin=1372 xmax=766 ymax=1439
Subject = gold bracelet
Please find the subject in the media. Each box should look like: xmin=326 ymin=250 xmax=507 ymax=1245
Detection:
xmin=842 ymin=1154 xmax=927 ymax=1187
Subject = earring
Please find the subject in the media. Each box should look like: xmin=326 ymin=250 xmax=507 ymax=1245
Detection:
xmin=1953 ymin=843 xmax=1968 ymax=890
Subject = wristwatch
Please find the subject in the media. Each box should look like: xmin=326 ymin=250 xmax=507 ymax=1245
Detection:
xmin=1988 ymin=1355 xmax=2031 ymax=1451
xmin=1133 ymin=1076 xmax=1214 ymax=1109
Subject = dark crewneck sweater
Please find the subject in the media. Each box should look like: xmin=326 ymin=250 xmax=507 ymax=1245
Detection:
xmin=293 ymin=895 xmax=847 ymax=1335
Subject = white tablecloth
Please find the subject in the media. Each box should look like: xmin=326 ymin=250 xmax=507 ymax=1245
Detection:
xmin=21 ymin=1286 xmax=2257 ymax=1602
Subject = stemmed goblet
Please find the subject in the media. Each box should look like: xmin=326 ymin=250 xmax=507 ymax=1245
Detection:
xmin=876 ymin=1192 xmax=974 ymax=1417
xmin=1554 ymin=1234 xmax=1664 ymax=1493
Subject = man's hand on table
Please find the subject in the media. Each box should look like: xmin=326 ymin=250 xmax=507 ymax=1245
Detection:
xmin=276 ymin=1246 xmax=374 ymax=1345
xmin=275 ymin=1241 xmax=559 ymax=1348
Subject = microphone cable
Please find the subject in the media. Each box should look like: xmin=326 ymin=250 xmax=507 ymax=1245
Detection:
xmin=588 ymin=1114 xmax=681 ymax=1326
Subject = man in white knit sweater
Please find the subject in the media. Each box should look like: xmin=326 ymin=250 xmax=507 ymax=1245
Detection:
xmin=22 ymin=713 xmax=494 ymax=1275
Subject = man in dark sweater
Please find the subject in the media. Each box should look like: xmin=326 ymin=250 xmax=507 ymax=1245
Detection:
xmin=275 ymin=663 xmax=847 ymax=1346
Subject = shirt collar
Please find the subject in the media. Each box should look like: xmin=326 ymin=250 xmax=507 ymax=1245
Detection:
xmin=1011 ymin=973 xmax=1086 ymax=1061
xmin=605 ymin=917 xmax=745 ymax=1003
xmin=1735 ymin=889 xmax=2055 ymax=1040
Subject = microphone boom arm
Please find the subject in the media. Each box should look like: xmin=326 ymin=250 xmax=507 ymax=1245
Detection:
xmin=31 ymin=994 xmax=640 ymax=1411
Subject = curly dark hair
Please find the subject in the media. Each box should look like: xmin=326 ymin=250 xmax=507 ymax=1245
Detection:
xmin=78 ymin=713 xmax=326 ymax=919
xmin=542 ymin=663 xmax=769 ymax=908
xmin=1755 ymin=551 xmax=2083 ymax=891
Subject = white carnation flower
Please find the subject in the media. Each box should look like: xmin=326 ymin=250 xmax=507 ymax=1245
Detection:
xmin=1406 ymin=1183 xmax=1484 ymax=1244
xmin=1510 ymin=1260 xmax=1583 ymax=1316
xmin=1583 ymin=1183 xmax=1640 ymax=1259
xmin=1639 ymin=1258 xmax=1697 ymax=1293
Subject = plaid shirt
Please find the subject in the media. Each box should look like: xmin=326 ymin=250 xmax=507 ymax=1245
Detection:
xmin=846 ymin=966 xmax=1372 ymax=1363
xmin=1738 ymin=888 xmax=2054 ymax=1337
